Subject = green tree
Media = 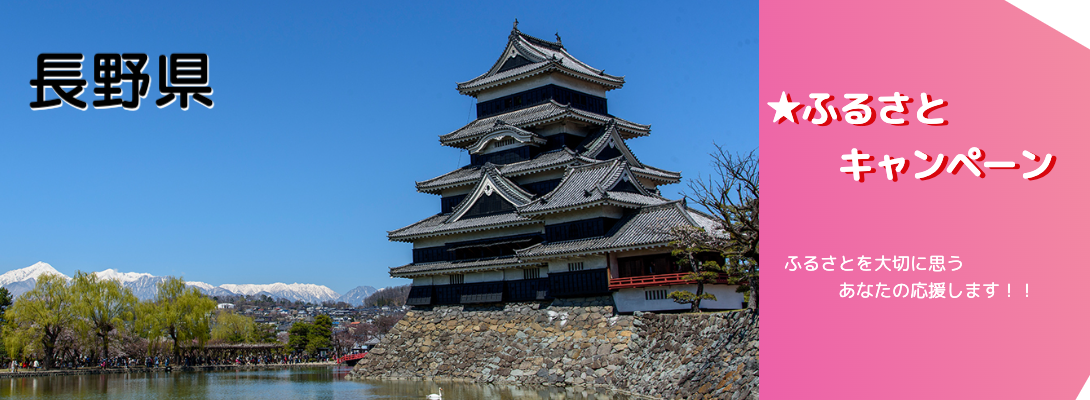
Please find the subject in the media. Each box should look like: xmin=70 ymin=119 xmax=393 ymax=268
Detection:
xmin=306 ymin=315 xmax=332 ymax=354
xmin=211 ymin=311 xmax=257 ymax=343
xmin=72 ymin=271 xmax=138 ymax=362
xmin=3 ymin=273 xmax=75 ymax=369
xmin=0 ymin=287 xmax=12 ymax=323
xmin=666 ymin=235 xmax=727 ymax=312
xmin=136 ymin=277 xmax=217 ymax=360
xmin=288 ymin=322 xmax=312 ymax=353
xmin=0 ymin=287 xmax=11 ymax=359
xmin=253 ymin=322 xmax=277 ymax=343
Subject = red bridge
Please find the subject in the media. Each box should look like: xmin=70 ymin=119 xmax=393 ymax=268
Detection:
xmin=336 ymin=353 xmax=368 ymax=366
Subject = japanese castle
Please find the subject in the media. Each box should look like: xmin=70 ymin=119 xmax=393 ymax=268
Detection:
xmin=390 ymin=23 xmax=742 ymax=313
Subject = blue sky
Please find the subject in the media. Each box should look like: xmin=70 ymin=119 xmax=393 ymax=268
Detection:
xmin=0 ymin=1 xmax=757 ymax=294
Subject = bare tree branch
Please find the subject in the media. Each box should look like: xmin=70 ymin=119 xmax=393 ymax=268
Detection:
xmin=675 ymin=145 xmax=760 ymax=310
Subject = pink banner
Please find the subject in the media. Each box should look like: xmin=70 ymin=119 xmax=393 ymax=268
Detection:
xmin=761 ymin=1 xmax=1090 ymax=398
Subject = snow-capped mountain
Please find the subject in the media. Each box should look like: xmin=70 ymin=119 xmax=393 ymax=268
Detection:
xmin=186 ymin=281 xmax=215 ymax=291
xmin=0 ymin=262 xmax=71 ymax=297
xmin=94 ymin=268 xmax=153 ymax=284
xmin=336 ymin=285 xmax=378 ymax=306
xmin=216 ymin=283 xmax=340 ymax=304
xmin=0 ymin=263 xmax=347 ymax=304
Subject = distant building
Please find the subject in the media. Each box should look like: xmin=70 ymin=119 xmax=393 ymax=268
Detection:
xmin=217 ymin=303 xmax=235 ymax=309
xmin=388 ymin=23 xmax=742 ymax=313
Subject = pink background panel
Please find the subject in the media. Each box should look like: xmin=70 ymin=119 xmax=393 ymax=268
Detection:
xmin=761 ymin=1 xmax=1090 ymax=399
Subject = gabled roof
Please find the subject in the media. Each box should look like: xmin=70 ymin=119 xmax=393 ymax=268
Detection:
xmin=439 ymin=100 xmax=650 ymax=148
xmin=577 ymin=121 xmax=682 ymax=184
xmin=416 ymin=142 xmax=679 ymax=195
xmin=577 ymin=120 xmax=639 ymax=163
xmin=456 ymin=27 xmax=625 ymax=96
xmin=391 ymin=165 xmax=540 ymax=242
xmin=417 ymin=148 xmax=583 ymax=194
xmin=466 ymin=122 xmax=547 ymax=154
xmin=515 ymin=201 xmax=707 ymax=260
xmin=518 ymin=159 xmax=669 ymax=216
xmin=446 ymin=165 xmax=535 ymax=223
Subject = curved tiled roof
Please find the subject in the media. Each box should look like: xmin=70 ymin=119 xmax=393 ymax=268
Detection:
xmin=446 ymin=165 xmax=534 ymax=223
xmin=416 ymin=140 xmax=680 ymax=195
xmin=457 ymin=29 xmax=624 ymax=96
xmin=466 ymin=123 xmax=547 ymax=154
xmin=390 ymin=201 xmax=719 ymax=275
xmin=576 ymin=122 xmax=681 ymax=184
xmin=390 ymin=256 xmax=545 ymax=277
xmin=518 ymin=159 xmax=669 ymax=216
xmin=392 ymin=166 xmax=541 ymax=242
xmin=631 ymin=164 xmax=682 ymax=183
xmin=387 ymin=211 xmax=541 ymax=242
xmin=439 ymin=100 xmax=649 ymax=148
xmin=415 ymin=166 xmax=483 ymax=193
xmin=416 ymin=148 xmax=583 ymax=194
xmin=516 ymin=201 xmax=702 ymax=259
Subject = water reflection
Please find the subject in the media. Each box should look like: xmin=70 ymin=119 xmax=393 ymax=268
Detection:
xmin=1 ymin=367 xmax=630 ymax=400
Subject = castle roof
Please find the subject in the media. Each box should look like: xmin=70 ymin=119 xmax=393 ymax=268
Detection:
xmin=446 ymin=165 xmax=534 ymax=222
xmin=415 ymin=143 xmax=679 ymax=195
xmin=516 ymin=201 xmax=719 ymax=260
xmin=416 ymin=148 xmax=581 ymax=194
xmin=387 ymin=211 xmax=540 ymax=243
xmin=456 ymin=27 xmax=625 ymax=96
xmin=439 ymin=100 xmax=649 ymax=148
xmin=517 ymin=159 xmax=670 ymax=216
xmin=389 ymin=256 xmax=545 ymax=277
xmin=389 ymin=25 xmax=704 ymax=281
xmin=466 ymin=122 xmax=547 ymax=154
xmin=575 ymin=121 xmax=681 ymax=184
xmin=390 ymin=165 xmax=539 ymax=242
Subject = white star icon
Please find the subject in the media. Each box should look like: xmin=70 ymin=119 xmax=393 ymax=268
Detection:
xmin=767 ymin=91 xmax=801 ymax=123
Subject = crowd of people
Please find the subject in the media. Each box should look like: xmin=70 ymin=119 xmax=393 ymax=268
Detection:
xmin=4 ymin=353 xmax=337 ymax=373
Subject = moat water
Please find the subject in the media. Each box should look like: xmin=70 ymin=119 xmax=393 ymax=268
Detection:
xmin=1 ymin=366 xmax=631 ymax=399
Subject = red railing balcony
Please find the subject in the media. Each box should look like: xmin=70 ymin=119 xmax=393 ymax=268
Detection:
xmin=608 ymin=272 xmax=731 ymax=290
xmin=610 ymin=273 xmax=688 ymax=289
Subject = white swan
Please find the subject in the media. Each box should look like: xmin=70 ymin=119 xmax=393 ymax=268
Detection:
xmin=425 ymin=387 xmax=443 ymax=400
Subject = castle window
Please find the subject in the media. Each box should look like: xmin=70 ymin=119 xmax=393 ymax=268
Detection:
xmin=645 ymin=289 xmax=668 ymax=301
xmin=449 ymin=274 xmax=464 ymax=285
xmin=523 ymin=268 xmax=540 ymax=280
xmin=493 ymin=137 xmax=518 ymax=148
xmin=567 ymin=262 xmax=584 ymax=272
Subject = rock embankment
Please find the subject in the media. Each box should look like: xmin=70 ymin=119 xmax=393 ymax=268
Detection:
xmin=347 ymin=302 xmax=758 ymax=400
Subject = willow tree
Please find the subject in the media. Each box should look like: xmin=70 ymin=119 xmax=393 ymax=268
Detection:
xmin=210 ymin=311 xmax=257 ymax=343
xmin=137 ymin=277 xmax=216 ymax=360
xmin=0 ymin=287 xmax=10 ymax=360
xmin=72 ymin=271 xmax=138 ymax=362
xmin=3 ymin=273 xmax=75 ymax=369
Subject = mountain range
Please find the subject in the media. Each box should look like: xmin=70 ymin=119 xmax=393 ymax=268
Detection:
xmin=0 ymin=262 xmax=378 ymax=306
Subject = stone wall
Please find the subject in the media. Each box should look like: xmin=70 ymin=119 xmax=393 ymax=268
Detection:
xmin=347 ymin=302 xmax=758 ymax=400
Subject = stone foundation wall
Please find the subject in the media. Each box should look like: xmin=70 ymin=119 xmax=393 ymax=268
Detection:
xmin=347 ymin=302 xmax=758 ymax=400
